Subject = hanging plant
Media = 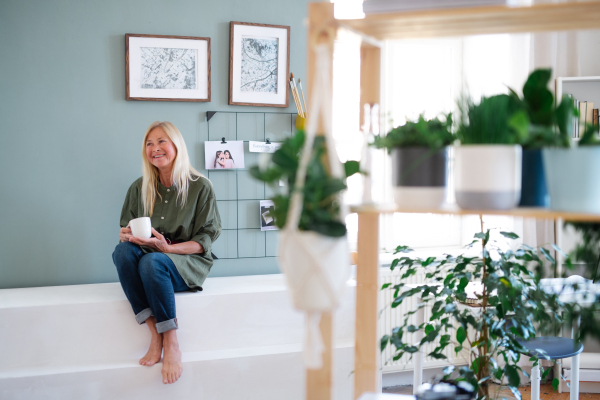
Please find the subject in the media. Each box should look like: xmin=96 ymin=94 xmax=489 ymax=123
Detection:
xmin=249 ymin=129 xmax=360 ymax=237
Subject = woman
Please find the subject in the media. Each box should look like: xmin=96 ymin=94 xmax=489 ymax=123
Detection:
xmin=223 ymin=150 xmax=235 ymax=169
xmin=113 ymin=121 xmax=221 ymax=385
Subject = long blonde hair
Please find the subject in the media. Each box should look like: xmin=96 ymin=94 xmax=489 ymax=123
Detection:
xmin=141 ymin=121 xmax=202 ymax=217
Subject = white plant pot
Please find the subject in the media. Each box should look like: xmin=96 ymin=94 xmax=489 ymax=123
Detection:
xmin=393 ymin=187 xmax=447 ymax=209
xmin=454 ymin=145 xmax=522 ymax=210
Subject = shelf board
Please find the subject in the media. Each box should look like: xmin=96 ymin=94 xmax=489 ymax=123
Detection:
xmin=349 ymin=203 xmax=600 ymax=221
xmin=340 ymin=2 xmax=600 ymax=41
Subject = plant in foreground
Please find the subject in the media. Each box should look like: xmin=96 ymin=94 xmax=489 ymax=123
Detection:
xmin=249 ymin=129 xmax=360 ymax=237
xmin=381 ymin=228 xmax=600 ymax=400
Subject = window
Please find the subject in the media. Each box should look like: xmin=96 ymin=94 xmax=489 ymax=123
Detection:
xmin=331 ymin=1 xmax=529 ymax=252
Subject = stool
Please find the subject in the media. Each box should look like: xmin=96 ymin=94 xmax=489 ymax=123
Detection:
xmin=517 ymin=337 xmax=583 ymax=400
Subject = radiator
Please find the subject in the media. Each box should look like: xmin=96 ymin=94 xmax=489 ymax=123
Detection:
xmin=379 ymin=268 xmax=470 ymax=373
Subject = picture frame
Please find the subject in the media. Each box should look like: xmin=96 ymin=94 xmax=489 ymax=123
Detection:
xmin=228 ymin=22 xmax=290 ymax=107
xmin=126 ymin=33 xmax=211 ymax=102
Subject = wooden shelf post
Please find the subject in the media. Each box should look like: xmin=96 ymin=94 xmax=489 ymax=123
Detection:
xmin=306 ymin=3 xmax=336 ymax=400
xmin=354 ymin=213 xmax=381 ymax=398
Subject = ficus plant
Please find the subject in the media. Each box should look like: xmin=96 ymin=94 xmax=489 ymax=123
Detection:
xmin=249 ymin=129 xmax=360 ymax=237
xmin=380 ymin=227 xmax=600 ymax=400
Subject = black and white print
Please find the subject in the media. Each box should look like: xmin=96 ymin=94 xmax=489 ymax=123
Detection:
xmin=228 ymin=22 xmax=289 ymax=107
xmin=240 ymin=37 xmax=278 ymax=93
xmin=260 ymin=200 xmax=277 ymax=231
xmin=141 ymin=47 xmax=197 ymax=90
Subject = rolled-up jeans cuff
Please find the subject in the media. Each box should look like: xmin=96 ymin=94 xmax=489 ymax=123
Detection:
xmin=135 ymin=308 xmax=154 ymax=324
xmin=156 ymin=318 xmax=178 ymax=334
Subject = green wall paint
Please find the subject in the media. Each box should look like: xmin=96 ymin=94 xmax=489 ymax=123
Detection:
xmin=0 ymin=0 xmax=308 ymax=289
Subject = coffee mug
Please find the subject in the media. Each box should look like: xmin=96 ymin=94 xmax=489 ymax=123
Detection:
xmin=129 ymin=217 xmax=152 ymax=239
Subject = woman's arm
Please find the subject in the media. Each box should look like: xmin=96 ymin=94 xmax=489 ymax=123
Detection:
xmin=129 ymin=228 xmax=205 ymax=254
xmin=167 ymin=240 xmax=204 ymax=255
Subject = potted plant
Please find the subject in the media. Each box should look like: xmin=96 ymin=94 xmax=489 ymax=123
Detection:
xmin=455 ymin=94 xmax=526 ymax=210
xmin=507 ymin=68 xmax=573 ymax=208
xmin=542 ymin=123 xmax=600 ymax=213
xmin=379 ymin=229 xmax=599 ymax=399
xmin=373 ymin=114 xmax=454 ymax=209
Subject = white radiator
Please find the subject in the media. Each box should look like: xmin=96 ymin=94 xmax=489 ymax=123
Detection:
xmin=379 ymin=268 xmax=470 ymax=373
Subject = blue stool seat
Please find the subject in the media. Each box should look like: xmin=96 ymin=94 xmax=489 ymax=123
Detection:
xmin=517 ymin=337 xmax=584 ymax=360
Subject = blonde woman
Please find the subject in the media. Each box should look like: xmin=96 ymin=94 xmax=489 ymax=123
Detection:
xmin=113 ymin=121 xmax=221 ymax=385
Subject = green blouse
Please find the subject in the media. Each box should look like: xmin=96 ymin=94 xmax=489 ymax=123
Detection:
xmin=119 ymin=176 xmax=222 ymax=291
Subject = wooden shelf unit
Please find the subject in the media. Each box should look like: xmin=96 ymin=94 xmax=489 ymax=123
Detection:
xmin=350 ymin=204 xmax=600 ymax=222
xmin=304 ymin=2 xmax=600 ymax=400
xmin=341 ymin=1 xmax=600 ymax=41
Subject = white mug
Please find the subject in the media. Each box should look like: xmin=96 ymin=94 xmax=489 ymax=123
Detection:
xmin=129 ymin=217 xmax=152 ymax=239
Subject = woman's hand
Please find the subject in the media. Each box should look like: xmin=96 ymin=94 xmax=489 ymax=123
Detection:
xmin=119 ymin=227 xmax=133 ymax=242
xmin=129 ymin=228 xmax=171 ymax=253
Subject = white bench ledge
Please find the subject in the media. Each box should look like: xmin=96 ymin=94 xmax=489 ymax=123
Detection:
xmin=0 ymin=274 xmax=297 ymax=309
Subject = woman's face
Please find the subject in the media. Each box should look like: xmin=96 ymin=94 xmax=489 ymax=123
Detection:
xmin=224 ymin=152 xmax=230 ymax=159
xmin=146 ymin=128 xmax=177 ymax=171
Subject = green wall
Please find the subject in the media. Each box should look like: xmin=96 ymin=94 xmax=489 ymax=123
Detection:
xmin=0 ymin=0 xmax=309 ymax=289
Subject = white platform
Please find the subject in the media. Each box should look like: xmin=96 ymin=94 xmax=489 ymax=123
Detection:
xmin=0 ymin=274 xmax=357 ymax=400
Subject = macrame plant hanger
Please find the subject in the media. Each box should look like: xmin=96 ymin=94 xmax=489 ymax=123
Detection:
xmin=278 ymin=42 xmax=350 ymax=369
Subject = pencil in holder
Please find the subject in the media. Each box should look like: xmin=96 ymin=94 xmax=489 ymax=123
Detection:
xmin=295 ymin=115 xmax=306 ymax=131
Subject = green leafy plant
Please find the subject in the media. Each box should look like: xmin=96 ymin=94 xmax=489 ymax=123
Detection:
xmin=508 ymin=68 xmax=574 ymax=149
xmin=380 ymin=228 xmax=600 ymax=400
xmin=372 ymin=114 xmax=455 ymax=153
xmin=457 ymin=94 xmax=526 ymax=145
xmin=249 ymin=129 xmax=360 ymax=237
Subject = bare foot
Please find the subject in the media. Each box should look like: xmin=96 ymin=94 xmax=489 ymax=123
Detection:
xmin=161 ymin=329 xmax=182 ymax=384
xmin=139 ymin=317 xmax=162 ymax=366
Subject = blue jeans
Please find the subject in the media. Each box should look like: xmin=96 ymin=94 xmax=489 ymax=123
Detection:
xmin=112 ymin=242 xmax=190 ymax=333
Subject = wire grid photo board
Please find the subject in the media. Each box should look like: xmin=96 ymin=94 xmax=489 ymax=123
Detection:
xmin=206 ymin=111 xmax=296 ymax=259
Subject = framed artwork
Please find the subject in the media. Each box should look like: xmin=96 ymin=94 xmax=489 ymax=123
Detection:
xmin=228 ymin=22 xmax=290 ymax=107
xmin=126 ymin=34 xmax=211 ymax=102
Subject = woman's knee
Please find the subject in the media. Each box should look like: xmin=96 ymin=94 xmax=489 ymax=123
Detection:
xmin=138 ymin=253 xmax=169 ymax=281
xmin=113 ymin=242 xmax=142 ymax=270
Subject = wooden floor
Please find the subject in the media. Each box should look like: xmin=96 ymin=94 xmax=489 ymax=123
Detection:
xmin=383 ymin=383 xmax=600 ymax=399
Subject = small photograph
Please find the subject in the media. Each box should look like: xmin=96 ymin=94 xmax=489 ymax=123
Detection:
xmin=260 ymin=200 xmax=278 ymax=231
xmin=205 ymin=140 xmax=245 ymax=170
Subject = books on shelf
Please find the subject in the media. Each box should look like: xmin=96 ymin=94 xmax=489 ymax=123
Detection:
xmin=362 ymin=0 xmax=507 ymax=14
xmin=568 ymin=94 xmax=599 ymax=138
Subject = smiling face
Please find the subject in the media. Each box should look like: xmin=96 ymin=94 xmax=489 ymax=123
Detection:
xmin=145 ymin=127 xmax=177 ymax=172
